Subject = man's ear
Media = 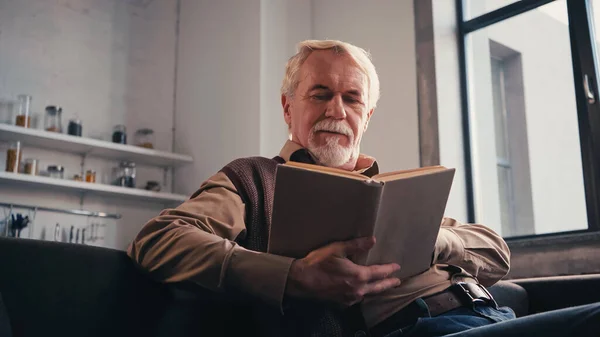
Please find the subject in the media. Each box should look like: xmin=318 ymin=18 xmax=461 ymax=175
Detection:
xmin=364 ymin=108 xmax=374 ymax=132
xmin=282 ymin=94 xmax=292 ymax=127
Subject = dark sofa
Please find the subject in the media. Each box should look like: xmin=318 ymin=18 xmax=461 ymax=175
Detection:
xmin=1 ymin=237 xmax=599 ymax=337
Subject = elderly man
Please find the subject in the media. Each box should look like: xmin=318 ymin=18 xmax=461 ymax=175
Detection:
xmin=128 ymin=40 xmax=599 ymax=337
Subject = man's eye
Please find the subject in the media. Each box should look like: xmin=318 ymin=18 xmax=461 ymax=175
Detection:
xmin=312 ymin=94 xmax=329 ymax=101
xmin=344 ymin=96 xmax=361 ymax=104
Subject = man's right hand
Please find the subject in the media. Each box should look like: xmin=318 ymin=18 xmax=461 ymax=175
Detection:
xmin=285 ymin=236 xmax=401 ymax=308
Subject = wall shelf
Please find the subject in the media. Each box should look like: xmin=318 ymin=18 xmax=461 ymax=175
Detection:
xmin=0 ymin=171 xmax=188 ymax=204
xmin=0 ymin=124 xmax=193 ymax=167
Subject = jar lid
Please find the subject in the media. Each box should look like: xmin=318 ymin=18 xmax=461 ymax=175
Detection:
xmin=45 ymin=106 xmax=63 ymax=114
xmin=119 ymin=161 xmax=136 ymax=168
xmin=47 ymin=165 xmax=64 ymax=172
xmin=86 ymin=170 xmax=96 ymax=174
xmin=135 ymin=128 xmax=154 ymax=135
xmin=69 ymin=119 xmax=82 ymax=124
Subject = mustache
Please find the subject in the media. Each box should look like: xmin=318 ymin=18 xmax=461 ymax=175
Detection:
xmin=311 ymin=120 xmax=353 ymax=137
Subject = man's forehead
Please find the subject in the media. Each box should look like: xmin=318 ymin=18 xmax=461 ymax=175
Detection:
xmin=298 ymin=50 xmax=367 ymax=89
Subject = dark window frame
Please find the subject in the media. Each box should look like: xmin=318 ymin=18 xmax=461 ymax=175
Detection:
xmin=456 ymin=0 xmax=600 ymax=240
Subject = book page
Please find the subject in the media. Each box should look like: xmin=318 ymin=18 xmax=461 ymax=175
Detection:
xmin=367 ymin=169 xmax=455 ymax=278
xmin=374 ymin=166 xmax=448 ymax=182
xmin=283 ymin=161 xmax=367 ymax=181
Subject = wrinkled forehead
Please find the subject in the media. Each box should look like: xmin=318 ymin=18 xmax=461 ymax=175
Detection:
xmin=297 ymin=50 xmax=368 ymax=93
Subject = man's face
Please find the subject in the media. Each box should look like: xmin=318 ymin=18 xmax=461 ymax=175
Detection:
xmin=282 ymin=50 xmax=373 ymax=169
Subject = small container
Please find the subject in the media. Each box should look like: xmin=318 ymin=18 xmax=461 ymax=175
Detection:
xmin=44 ymin=106 xmax=63 ymax=132
xmin=15 ymin=95 xmax=32 ymax=128
xmin=134 ymin=128 xmax=155 ymax=149
xmin=5 ymin=141 xmax=22 ymax=173
xmin=0 ymin=99 xmax=16 ymax=125
xmin=68 ymin=119 xmax=83 ymax=137
xmin=113 ymin=161 xmax=136 ymax=188
xmin=47 ymin=165 xmax=65 ymax=179
xmin=73 ymin=174 xmax=83 ymax=181
xmin=85 ymin=170 xmax=96 ymax=183
xmin=144 ymin=180 xmax=161 ymax=192
xmin=112 ymin=125 xmax=127 ymax=144
xmin=23 ymin=158 xmax=39 ymax=175
xmin=122 ymin=161 xmax=136 ymax=188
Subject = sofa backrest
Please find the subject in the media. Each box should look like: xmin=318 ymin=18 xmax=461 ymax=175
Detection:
xmin=0 ymin=237 xmax=169 ymax=337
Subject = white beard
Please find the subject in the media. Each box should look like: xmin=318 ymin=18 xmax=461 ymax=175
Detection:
xmin=307 ymin=120 xmax=357 ymax=168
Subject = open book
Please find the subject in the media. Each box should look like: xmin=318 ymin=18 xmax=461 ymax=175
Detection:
xmin=268 ymin=161 xmax=455 ymax=279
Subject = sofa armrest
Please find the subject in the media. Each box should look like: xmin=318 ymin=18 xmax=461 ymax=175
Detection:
xmin=512 ymin=274 xmax=600 ymax=314
xmin=487 ymin=281 xmax=529 ymax=317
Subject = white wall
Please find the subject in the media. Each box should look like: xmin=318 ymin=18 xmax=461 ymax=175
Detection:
xmin=259 ymin=0 xmax=312 ymax=157
xmin=174 ymin=0 xmax=263 ymax=196
xmin=175 ymin=0 xmax=421 ymax=197
xmin=0 ymin=0 xmax=179 ymax=249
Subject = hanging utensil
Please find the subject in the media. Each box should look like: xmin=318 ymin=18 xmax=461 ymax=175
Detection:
xmin=54 ymin=223 xmax=61 ymax=242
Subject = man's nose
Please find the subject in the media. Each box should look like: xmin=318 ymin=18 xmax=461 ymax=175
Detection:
xmin=325 ymin=94 xmax=346 ymax=119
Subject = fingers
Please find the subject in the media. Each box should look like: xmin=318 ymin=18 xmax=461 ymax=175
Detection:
xmin=333 ymin=236 xmax=376 ymax=257
xmin=362 ymin=263 xmax=401 ymax=282
xmin=339 ymin=277 xmax=402 ymax=307
xmin=359 ymin=277 xmax=402 ymax=296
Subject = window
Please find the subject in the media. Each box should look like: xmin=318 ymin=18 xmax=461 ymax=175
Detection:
xmin=457 ymin=0 xmax=600 ymax=238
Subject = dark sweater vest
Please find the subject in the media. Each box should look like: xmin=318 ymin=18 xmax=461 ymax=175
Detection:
xmin=221 ymin=156 xmax=369 ymax=337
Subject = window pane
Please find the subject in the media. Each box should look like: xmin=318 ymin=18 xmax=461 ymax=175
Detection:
xmin=590 ymin=1 xmax=600 ymax=83
xmin=466 ymin=0 xmax=589 ymax=237
xmin=464 ymin=0 xmax=520 ymax=20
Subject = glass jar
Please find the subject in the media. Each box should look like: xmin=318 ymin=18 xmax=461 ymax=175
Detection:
xmin=67 ymin=119 xmax=83 ymax=137
xmin=47 ymin=165 xmax=64 ymax=179
xmin=113 ymin=161 xmax=136 ymax=188
xmin=24 ymin=158 xmax=39 ymax=175
xmin=112 ymin=125 xmax=127 ymax=144
xmin=5 ymin=141 xmax=22 ymax=173
xmin=15 ymin=94 xmax=32 ymax=128
xmin=44 ymin=106 xmax=63 ymax=132
xmin=134 ymin=128 xmax=155 ymax=149
xmin=0 ymin=99 xmax=16 ymax=125
xmin=85 ymin=170 xmax=96 ymax=183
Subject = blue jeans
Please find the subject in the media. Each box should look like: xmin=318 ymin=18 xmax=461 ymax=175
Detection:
xmin=384 ymin=299 xmax=600 ymax=337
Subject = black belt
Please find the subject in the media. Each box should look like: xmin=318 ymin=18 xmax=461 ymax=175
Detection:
xmin=370 ymin=283 xmax=498 ymax=337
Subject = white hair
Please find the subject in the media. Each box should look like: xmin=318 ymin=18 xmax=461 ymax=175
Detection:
xmin=281 ymin=39 xmax=381 ymax=110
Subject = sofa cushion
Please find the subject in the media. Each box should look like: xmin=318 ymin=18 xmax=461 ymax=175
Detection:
xmin=488 ymin=280 xmax=529 ymax=317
